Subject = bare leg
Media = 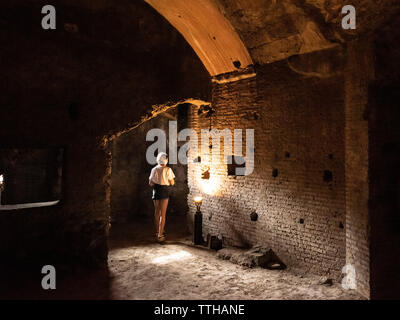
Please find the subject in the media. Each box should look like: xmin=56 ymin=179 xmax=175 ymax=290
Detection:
xmin=159 ymin=198 xmax=169 ymax=237
xmin=153 ymin=200 xmax=161 ymax=236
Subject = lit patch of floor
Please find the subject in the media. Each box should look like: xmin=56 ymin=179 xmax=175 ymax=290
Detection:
xmin=107 ymin=217 xmax=363 ymax=300
xmin=151 ymin=250 xmax=193 ymax=264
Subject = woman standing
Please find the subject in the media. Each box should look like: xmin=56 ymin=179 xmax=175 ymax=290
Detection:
xmin=149 ymin=152 xmax=175 ymax=242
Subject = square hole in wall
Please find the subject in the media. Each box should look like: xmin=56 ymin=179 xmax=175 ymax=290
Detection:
xmin=227 ymin=155 xmax=245 ymax=176
xmin=193 ymin=156 xmax=201 ymax=163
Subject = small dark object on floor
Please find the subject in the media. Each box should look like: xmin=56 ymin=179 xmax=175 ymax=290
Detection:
xmin=319 ymin=277 xmax=334 ymax=286
xmin=208 ymin=235 xmax=223 ymax=250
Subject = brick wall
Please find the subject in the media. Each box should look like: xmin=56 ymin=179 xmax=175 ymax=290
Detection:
xmin=344 ymin=39 xmax=373 ymax=298
xmin=187 ymin=53 xmax=347 ymax=279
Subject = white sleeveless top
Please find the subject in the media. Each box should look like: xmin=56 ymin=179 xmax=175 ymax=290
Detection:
xmin=149 ymin=165 xmax=175 ymax=186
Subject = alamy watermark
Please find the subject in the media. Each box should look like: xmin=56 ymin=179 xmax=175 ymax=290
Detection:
xmin=342 ymin=264 xmax=356 ymax=290
xmin=40 ymin=4 xmax=355 ymax=31
xmin=41 ymin=265 xmax=56 ymax=290
xmin=146 ymin=121 xmax=255 ymax=176
xmin=41 ymin=5 xmax=56 ymax=30
xmin=342 ymin=5 xmax=356 ymax=30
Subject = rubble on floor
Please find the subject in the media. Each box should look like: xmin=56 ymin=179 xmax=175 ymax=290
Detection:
xmin=216 ymin=245 xmax=286 ymax=269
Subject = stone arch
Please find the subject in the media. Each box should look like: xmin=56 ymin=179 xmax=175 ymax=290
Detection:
xmin=145 ymin=0 xmax=253 ymax=76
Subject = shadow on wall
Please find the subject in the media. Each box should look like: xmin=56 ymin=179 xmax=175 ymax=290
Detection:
xmin=369 ymin=83 xmax=400 ymax=299
xmin=110 ymin=108 xmax=189 ymax=223
xmin=367 ymin=19 xmax=400 ymax=299
xmin=221 ymin=199 xmax=257 ymax=249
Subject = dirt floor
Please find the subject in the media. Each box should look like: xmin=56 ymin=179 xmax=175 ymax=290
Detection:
xmin=107 ymin=216 xmax=364 ymax=300
xmin=0 ymin=215 xmax=364 ymax=300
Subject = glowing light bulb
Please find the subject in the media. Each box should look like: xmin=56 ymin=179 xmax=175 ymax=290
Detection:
xmin=194 ymin=196 xmax=203 ymax=204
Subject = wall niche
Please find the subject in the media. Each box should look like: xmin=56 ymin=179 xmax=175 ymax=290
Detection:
xmin=0 ymin=148 xmax=64 ymax=205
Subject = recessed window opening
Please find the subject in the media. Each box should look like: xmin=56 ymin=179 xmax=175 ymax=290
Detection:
xmin=0 ymin=148 xmax=63 ymax=211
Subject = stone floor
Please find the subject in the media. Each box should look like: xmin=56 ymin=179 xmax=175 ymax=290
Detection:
xmin=0 ymin=215 xmax=364 ymax=300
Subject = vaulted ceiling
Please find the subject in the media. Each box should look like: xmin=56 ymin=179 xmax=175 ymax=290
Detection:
xmin=146 ymin=0 xmax=400 ymax=76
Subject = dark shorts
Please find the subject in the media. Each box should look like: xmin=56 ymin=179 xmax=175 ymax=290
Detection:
xmin=152 ymin=184 xmax=170 ymax=200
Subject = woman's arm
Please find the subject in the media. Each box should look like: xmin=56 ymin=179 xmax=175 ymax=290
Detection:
xmin=168 ymin=167 xmax=175 ymax=186
xmin=149 ymin=168 xmax=155 ymax=187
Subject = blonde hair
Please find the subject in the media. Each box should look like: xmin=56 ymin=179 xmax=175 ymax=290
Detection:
xmin=156 ymin=152 xmax=168 ymax=165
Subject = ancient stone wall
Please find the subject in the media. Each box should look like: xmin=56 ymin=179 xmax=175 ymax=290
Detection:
xmin=188 ymin=48 xmax=347 ymax=279
xmin=344 ymin=39 xmax=373 ymax=299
